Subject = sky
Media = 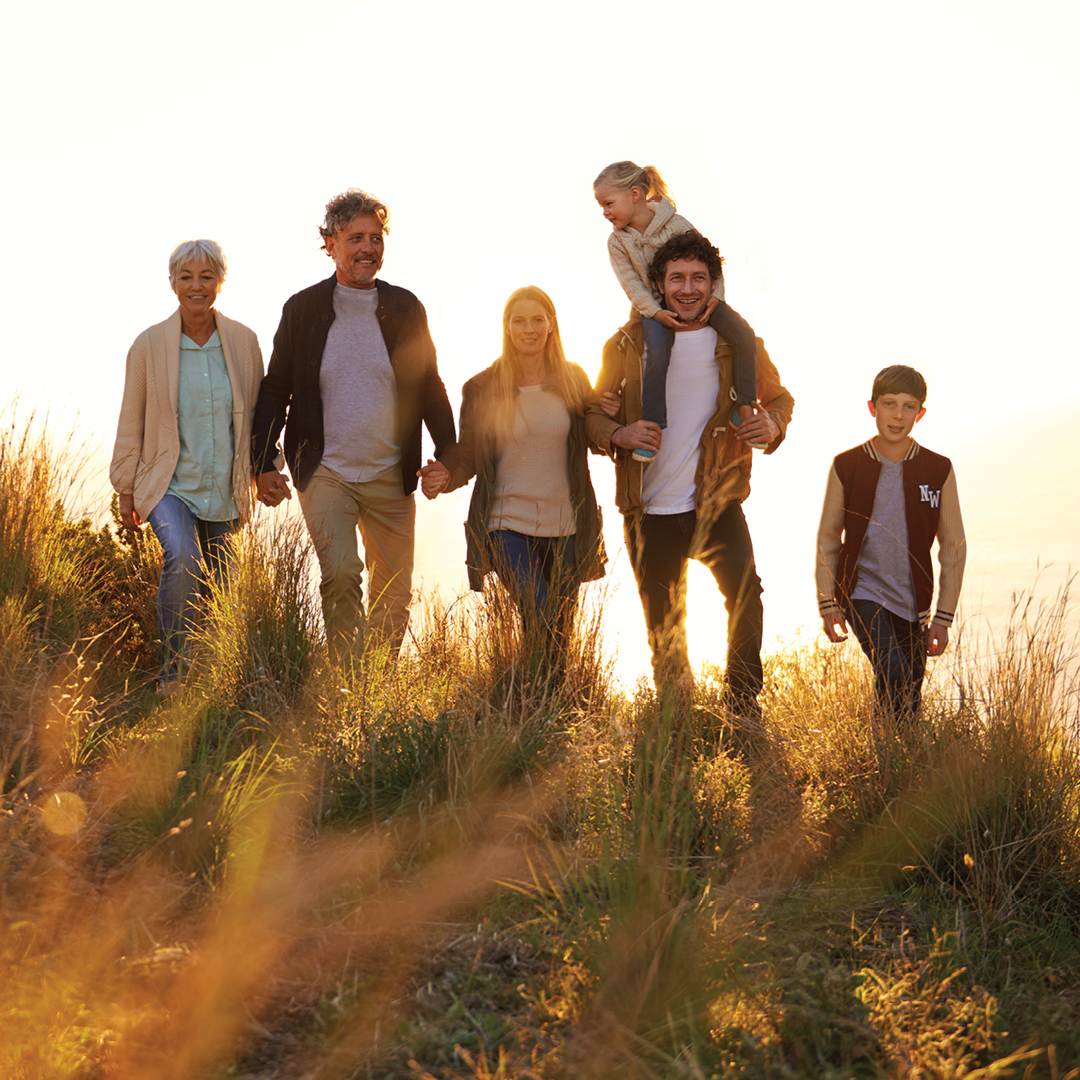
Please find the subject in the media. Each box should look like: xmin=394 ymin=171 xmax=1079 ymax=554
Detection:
xmin=2 ymin=0 xmax=1077 ymax=684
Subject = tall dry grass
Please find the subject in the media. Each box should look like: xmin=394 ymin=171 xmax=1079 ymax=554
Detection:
xmin=2 ymin=410 xmax=1080 ymax=1078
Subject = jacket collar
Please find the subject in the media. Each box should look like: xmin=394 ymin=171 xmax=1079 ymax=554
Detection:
xmin=319 ymin=271 xmax=388 ymax=307
xmin=862 ymin=438 xmax=920 ymax=462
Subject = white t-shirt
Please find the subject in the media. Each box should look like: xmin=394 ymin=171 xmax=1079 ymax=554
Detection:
xmin=642 ymin=327 xmax=720 ymax=515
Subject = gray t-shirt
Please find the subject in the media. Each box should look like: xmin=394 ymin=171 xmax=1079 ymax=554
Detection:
xmin=851 ymin=456 xmax=917 ymax=621
xmin=319 ymin=283 xmax=400 ymax=482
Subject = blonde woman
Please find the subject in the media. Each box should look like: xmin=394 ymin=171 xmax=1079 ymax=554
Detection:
xmin=419 ymin=286 xmax=604 ymax=663
xmin=110 ymin=240 xmax=263 ymax=693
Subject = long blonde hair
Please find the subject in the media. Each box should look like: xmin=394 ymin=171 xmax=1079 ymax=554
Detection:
xmin=488 ymin=287 xmax=588 ymax=438
xmin=592 ymin=160 xmax=675 ymax=209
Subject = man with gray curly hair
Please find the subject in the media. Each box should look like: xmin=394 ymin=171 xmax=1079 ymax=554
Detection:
xmin=252 ymin=189 xmax=455 ymax=662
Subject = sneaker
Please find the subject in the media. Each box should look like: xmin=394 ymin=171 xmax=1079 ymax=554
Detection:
xmin=632 ymin=448 xmax=655 ymax=463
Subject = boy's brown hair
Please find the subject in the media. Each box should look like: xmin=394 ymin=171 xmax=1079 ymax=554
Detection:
xmin=871 ymin=364 xmax=927 ymax=405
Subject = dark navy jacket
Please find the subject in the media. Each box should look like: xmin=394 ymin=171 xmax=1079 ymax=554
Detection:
xmin=251 ymin=275 xmax=455 ymax=494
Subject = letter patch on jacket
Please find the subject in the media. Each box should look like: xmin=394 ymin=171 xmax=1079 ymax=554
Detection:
xmin=919 ymin=483 xmax=941 ymax=509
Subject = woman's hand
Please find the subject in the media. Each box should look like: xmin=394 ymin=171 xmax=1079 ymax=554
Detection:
xmin=653 ymin=310 xmax=681 ymax=329
xmin=417 ymin=459 xmax=451 ymax=500
xmin=597 ymin=392 xmax=622 ymax=419
xmin=118 ymin=493 xmax=142 ymax=533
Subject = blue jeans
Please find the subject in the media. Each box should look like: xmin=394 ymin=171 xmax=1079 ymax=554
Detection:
xmin=641 ymin=316 xmax=675 ymax=429
xmin=487 ymin=530 xmax=578 ymax=657
xmin=847 ymin=599 xmax=927 ymax=722
xmin=639 ymin=303 xmax=759 ymax=429
xmin=147 ymin=493 xmax=238 ymax=682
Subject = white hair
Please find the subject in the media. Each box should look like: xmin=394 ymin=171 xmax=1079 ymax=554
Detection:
xmin=168 ymin=239 xmax=227 ymax=286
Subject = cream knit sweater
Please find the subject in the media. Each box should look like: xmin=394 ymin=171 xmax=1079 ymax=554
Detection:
xmin=607 ymin=197 xmax=725 ymax=318
xmin=488 ymin=385 xmax=575 ymax=537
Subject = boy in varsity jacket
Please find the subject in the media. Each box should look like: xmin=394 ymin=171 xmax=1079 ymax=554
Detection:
xmin=815 ymin=365 xmax=966 ymax=722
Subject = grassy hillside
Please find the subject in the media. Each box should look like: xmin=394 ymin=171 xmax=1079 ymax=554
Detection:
xmin=2 ymin=413 xmax=1078 ymax=1080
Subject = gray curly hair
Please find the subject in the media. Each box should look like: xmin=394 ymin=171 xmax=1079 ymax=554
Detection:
xmin=319 ymin=189 xmax=390 ymax=246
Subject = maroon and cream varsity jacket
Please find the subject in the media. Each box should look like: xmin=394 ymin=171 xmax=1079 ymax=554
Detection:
xmin=815 ymin=439 xmax=966 ymax=626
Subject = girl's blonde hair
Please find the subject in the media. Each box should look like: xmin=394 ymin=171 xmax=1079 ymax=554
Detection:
xmin=488 ymin=286 xmax=588 ymax=438
xmin=592 ymin=160 xmax=675 ymax=209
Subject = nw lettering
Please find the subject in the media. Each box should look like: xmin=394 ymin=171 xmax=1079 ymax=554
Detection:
xmin=919 ymin=484 xmax=941 ymax=508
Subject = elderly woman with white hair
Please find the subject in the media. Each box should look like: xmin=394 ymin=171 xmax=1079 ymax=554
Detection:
xmin=110 ymin=240 xmax=264 ymax=694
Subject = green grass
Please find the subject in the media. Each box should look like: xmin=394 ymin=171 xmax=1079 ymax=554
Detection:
xmin=1 ymin=412 xmax=1080 ymax=1080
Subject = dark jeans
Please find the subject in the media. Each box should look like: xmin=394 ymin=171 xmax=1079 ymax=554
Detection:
xmin=847 ymin=599 xmax=927 ymax=722
xmin=146 ymin=493 xmax=238 ymax=683
xmin=640 ymin=302 xmax=758 ymax=429
xmin=487 ymin=530 xmax=579 ymax=658
xmin=624 ymin=504 xmax=763 ymax=700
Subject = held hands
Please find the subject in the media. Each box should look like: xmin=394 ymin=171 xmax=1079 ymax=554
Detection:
xmin=118 ymin=493 xmax=142 ymax=533
xmin=257 ymin=468 xmax=292 ymax=508
xmin=417 ymin=458 xmax=450 ymax=500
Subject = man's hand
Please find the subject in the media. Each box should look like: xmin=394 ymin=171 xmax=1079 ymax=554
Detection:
xmin=611 ymin=420 xmax=662 ymax=456
xmin=417 ymin=459 xmax=450 ymax=500
xmin=734 ymin=408 xmax=779 ymax=448
xmin=822 ymin=612 xmax=849 ymax=643
xmin=652 ymin=309 xmax=681 ymax=329
xmin=926 ymin=622 xmax=950 ymax=656
xmin=257 ymin=468 xmax=291 ymax=508
xmin=597 ymin=391 xmax=621 ymax=419
xmin=118 ymin=493 xmax=142 ymax=533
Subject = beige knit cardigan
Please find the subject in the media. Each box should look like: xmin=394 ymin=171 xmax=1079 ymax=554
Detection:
xmin=110 ymin=309 xmax=264 ymax=522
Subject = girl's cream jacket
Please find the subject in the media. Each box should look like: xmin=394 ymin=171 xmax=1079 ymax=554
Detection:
xmin=110 ymin=308 xmax=264 ymax=522
xmin=607 ymin=197 xmax=725 ymax=318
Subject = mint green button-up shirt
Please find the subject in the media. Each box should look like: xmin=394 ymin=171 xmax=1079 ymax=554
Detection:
xmin=167 ymin=330 xmax=237 ymax=521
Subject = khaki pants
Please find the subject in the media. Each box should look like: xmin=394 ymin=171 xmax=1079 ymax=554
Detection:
xmin=298 ymin=464 xmax=416 ymax=659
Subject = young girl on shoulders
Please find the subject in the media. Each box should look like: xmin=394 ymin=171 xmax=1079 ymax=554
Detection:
xmin=593 ymin=160 xmax=759 ymax=460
